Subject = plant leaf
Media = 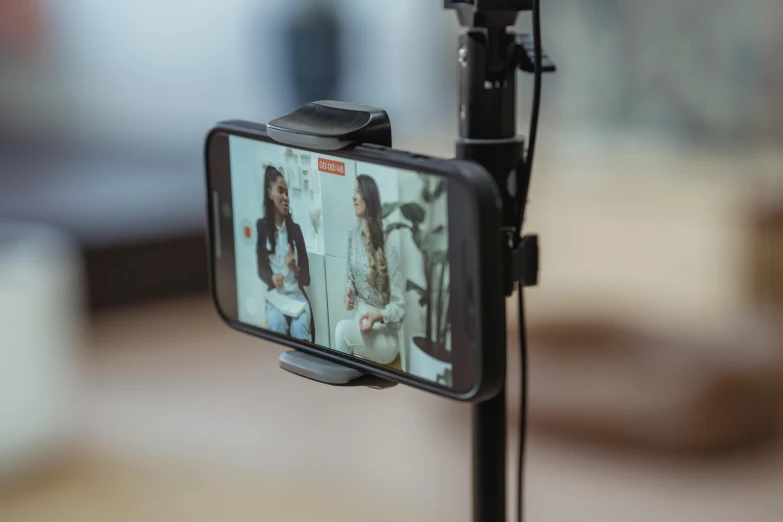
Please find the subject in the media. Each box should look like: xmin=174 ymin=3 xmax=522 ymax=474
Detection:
xmin=420 ymin=175 xmax=432 ymax=202
xmin=399 ymin=202 xmax=426 ymax=224
xmin=385 ymin=222 xmax=411 ymax=236
xmin=432 ymin=180 xmax=446 ymax=199
xmin=405 ymin=280 xmax=427 ymax=296
xmin=381 ymin=202 xmax=401 ymax=219
xmin=436 ymin=368 xmax=453 ymax=386
xmin=429 ymin=250 xmax=448 ymax=266
xmin=420 ymin=227 xmax=446 ymax=256
xmin=421 ymin=184 xmax=432 ymax=202
xmin=412 ymin=225 xmax=426 ymax=251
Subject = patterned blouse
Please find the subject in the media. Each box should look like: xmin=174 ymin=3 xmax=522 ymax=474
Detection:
xmin=344 ymin=224 xmax=405 ymax=330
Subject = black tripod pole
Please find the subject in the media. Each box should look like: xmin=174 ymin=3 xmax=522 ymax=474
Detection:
xmin=473 ymin=387 xmax=508 ymax=522
xmin=457 ymin=21 xmax=523 ymax=522
xmin=446 ymin=2 xmax=550 ymax=521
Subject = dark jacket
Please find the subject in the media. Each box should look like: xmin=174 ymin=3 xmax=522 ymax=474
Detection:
xmin=256 ymin=217 xmax=311 ymax=291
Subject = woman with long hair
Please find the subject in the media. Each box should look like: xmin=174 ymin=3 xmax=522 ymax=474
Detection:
xmin=256 ymin=166 xmax=312 ymax=341
xmin=334 ymin=174 xmax=404 ymax=364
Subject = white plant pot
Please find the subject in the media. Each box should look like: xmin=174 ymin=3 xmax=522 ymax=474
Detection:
xmin=407 ymin=335 xmax=451 ymax=385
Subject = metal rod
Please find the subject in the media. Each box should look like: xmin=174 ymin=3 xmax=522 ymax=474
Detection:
xmin=456 ymin=25 xmax=519 ymax=522
xmin=473 ymin=388 xmax=507 ymax=522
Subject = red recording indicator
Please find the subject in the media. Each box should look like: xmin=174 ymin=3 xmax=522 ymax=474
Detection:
xmin=318 ymin=158 xmax=345 ymax=176
xmin=244 ymin=226 xmax=252 ymax=239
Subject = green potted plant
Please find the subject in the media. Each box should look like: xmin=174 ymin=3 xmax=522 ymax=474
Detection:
xmin=384 ymin=175 xmax=451 ymax=385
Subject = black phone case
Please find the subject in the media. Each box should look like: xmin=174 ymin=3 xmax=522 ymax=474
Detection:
xmin=204 ymin=121 xmax=505 ymax=402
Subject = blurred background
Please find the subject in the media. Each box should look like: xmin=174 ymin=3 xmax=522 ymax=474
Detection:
xmin=2 ymin=0 xmax=783 ymax=520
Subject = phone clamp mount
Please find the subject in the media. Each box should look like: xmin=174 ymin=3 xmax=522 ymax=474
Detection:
xmin=267 ymin=1 xmax=554 ymax=521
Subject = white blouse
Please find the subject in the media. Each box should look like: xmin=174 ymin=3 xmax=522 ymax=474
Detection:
xmin=265 ymin=221 xmax=302 ymax=297
xmin=344 ymin=225 xmax=405 ymax=330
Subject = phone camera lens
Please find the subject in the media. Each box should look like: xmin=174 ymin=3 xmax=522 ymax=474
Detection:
xmin=222 ymin=203 xmax=232 ymax=218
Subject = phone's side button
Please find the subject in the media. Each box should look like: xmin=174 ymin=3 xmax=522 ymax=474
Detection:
xmin=465 ymin=276 xmax=477 ymax=341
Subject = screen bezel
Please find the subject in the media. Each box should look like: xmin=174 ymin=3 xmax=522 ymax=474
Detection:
xmin=206 ymin=124 xmax=489 ymax=398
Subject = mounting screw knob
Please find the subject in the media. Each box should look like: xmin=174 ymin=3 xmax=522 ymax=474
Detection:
xmin=458 ymin=47 xmax=468 ymax=67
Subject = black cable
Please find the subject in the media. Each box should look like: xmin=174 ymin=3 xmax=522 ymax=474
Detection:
xmin=516 ymin=283 xmax=528 ymax=522
xmin=518 ymin=2 xmax=541 ymax=522
xmin=525 ymin=0 xmax=543 ymax=181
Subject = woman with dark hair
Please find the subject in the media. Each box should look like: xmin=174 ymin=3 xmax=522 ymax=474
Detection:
xmin=257 ymin=166 xmax=312 ymax=341
xmin=335 ymin=174 xmax=404 ymax=364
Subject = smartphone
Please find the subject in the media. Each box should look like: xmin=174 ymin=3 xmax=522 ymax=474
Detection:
xmin=205 ymin=121 xmax=504 ymax=401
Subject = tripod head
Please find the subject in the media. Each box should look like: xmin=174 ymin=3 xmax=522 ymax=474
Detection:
xmin=445 ymin=0 xmax=532 ymax=28
xmin=444 ymin=0 xmax=553 ymax=296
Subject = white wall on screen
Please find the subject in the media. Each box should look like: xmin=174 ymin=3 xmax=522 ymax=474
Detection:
xmin=324 ymin=256 xmax=351 ymax=349
xmin=304 ymin=253 xmax=329 ymax=347
xmin=231 ymin=136 xmax=267 ymax=331
xmin=318 ymin=154 xmax=358 ymax=259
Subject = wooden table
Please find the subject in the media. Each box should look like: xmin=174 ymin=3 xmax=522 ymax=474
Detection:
xmin=2 ymin=299 xmax=783 ymax=522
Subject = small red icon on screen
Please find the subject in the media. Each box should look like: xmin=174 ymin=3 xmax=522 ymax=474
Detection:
xmin=318 ymin=158 xmax=345 ymax=176
xmin=244 ymin=226 xmax=252 ymax=238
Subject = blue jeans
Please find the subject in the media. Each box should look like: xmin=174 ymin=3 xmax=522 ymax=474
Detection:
xmin=266 ymin=294 xmax=312 ymax=341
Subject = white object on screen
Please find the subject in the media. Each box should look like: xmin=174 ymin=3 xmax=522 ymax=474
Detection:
xmin=265 ymin=289 xmax=306 ymax=318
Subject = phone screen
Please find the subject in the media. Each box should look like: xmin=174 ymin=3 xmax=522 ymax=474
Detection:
xmin=227 ymin=135 xmax=455 ymax=387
